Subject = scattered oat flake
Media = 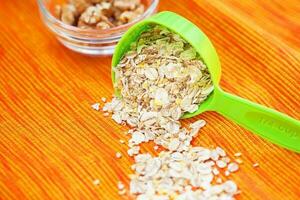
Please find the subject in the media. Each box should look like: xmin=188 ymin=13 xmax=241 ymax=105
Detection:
xmin=210 ymin=150 xmax=219 ymax=161
xmin=228 ymin=162 xmax=239 ymax=172
xmin=212 ymin=167 xmax=219 ymax=175
xmin=223 ymin=180 xmax=237 ymax=193
xmin=127 ymin=146 xmax=140 ymax=157
xmin=103 ymin=112 xmax=109 ymax=117
xmin=112 ymin=113 xmax=122 ymax=124
xmin=93 ymin=179 xmax=100 ymax=186
xmin=101 ymin=97 xmax=107 ymax=102
xmin=222 ymin=156 xmax=231 ymax=163
xmin=118 ymin=189 xmax=126 ymax=195
xmin=190 ymin=119 xmax=206 ymax=129
xmin=116 ymin=152 xmax=122 ymax=158
xmin=234 ymin=152 xmax=242 ymax=157
xmin=119 ymin=139 xmax=125 ymax=144
xmin=216 ymin=146 xmax=226 ymax=157
xmin=225 ymin=170 xmax=230 ymax=176
xmin=253 ymin=163 xmax=259 ymax=168
xmin=131 ymin=131 xmax=145 ymax=144
xmin=216 ymin=177 xmax=222 ymax=184
xmin=117 ymin=181 xmax=125 ymax=190
xmin=216 ymin=160 xmax=227 ymax=168
xmin=91 ymin=103 xmax=100 ymax=111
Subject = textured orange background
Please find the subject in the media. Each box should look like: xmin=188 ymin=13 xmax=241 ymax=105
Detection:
xmin=0 ymin=0 xmax=300 ymax=199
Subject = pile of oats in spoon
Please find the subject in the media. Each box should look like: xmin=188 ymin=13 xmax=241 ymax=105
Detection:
xmin=101 ymin=25 xmax=240 ymax=199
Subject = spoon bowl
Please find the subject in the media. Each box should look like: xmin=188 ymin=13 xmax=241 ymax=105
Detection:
xmin=112 ymin=11 xmax=300 ymax=152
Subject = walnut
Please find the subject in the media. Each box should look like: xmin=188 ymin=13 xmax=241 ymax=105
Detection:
xmin=54 ymin=5 xmax=62 ymax=19
xmin=99 ymin=15 xmax=115 ymax=27
xmin=55 ymin=0 xmax=145 ymax=29
xmin=61 ymin=4 xmax=77 ymax=25
xmin=53 ymin=5 xmax=62 ymax=20
xmin=96 ymin=21 xmax=111 ymax=30
xmin=79 ymin=5 xmax=102 ymax=24
xmin=68 ymin=0 xmax=91 ymax=14
xmin=101 ymin=26 xmax=239 ymax=199
xmin=77 ymin=20 xmax=95 ymax=29
xmin=134 ymin=4 xmax=145 ymax=15
xmin=119 ymin=11 xmax=136 ymax=23
xmin=119 ymin=5 xmax=144 ymax=23
xmin=86 ymin=0 xmax=104 ymax=3
xmin=113 ymin=0 xmax=140 ymax=11
xmin=98 ymin=1 xmax=113 ymax=17
xmin=112 ymin=7 xmax=122 ymax=21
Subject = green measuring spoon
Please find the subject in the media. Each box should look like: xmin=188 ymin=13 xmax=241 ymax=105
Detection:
xmin=111 ymin=11 xmax=300 ymax=153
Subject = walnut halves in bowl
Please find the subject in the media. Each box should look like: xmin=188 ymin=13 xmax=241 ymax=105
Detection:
xmin=54 ymin=0 xmax=145 ymax=30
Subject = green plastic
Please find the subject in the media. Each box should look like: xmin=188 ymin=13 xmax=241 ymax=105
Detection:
xmin=112 ymin=11 xmax=300 ymax=153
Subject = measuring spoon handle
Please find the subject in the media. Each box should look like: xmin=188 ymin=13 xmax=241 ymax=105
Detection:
xmin=213 ymin=89 xmax=300 ymax=153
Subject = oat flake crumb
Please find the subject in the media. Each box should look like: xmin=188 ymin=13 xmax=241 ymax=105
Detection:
xmin=234 ymin=152 xmax=242 ymax=157
xmin=216 ymin=177 xmax=222 ymax=184
xmin=117 ymin=181 xmax=125 ymax=190
xmin=118 ymin=189 xmax=126 ymax=195
xmin=235 ymin=158 xmax=243 ymax=164
xmin=216 ymin=160 xmax=227 ymax=168
xmin=253 ymin=163 xmax=259 ymax=168
xmin=119 ymin=139 xmax=125 ymax=144
xmin=116 ymin=152 xmax=122 ymax=158
xmin=91 ymin=103 xmax=100 ymax=111
xmin=228 ymin=162 xmax=239 ymax=172
xmin=93 ymin=179 xmax=100 ymax=186
xmin=225 ymin=170 xmax=230 ymax=176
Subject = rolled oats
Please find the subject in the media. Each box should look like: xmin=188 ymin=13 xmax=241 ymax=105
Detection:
xmin=118 ymin=189 xmax=126 ymax=195
xmin=235 ymin=158 xmax=243 ymax=164
xmin=227 ymin=162 xmax=239 ymax=173
xmin=131 ymin=131 xmax=146 ymax=145
xmin=234 ymin=152 xmax=242 ymax=157
xmin=225 ymin=170 xmax=230 ymax=176
xmin=93 ymin=179 xmax=100 ymax=185
xmin=101 ymin=26 xmax=240 ymax=199
xmin=216 ymin=177 xmax=222 ymax=184
xmin=116 ymin=152 xmax=122 ymax=158
xmin=212 ymin=167 xmax=220 ymax=175
xmin=91 ymin=102 xmax=100 ymax=111
xmin=253 ymin=163 xmax=259 ymax=168
xmin=101 ymin=97 xmax=106 ymax=102
xmin=216 ymin=160 xmax=227 ymax=169
xmin=119 ymin=139 xmax=125 ymax=144
xmin=216 ymin=146 xmax=226 ymax=157
xmin=117 ymin=181 xmax=125 ymax=190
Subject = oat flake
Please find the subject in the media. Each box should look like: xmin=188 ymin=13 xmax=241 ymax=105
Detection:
xmin=91 ymin=103 xmax=100 ymax=111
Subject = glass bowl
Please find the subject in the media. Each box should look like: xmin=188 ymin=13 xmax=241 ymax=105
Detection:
xmin=37 ymin=0 xmax=159 ymax=55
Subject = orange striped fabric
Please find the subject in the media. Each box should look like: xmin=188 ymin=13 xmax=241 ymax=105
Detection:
xmin=0 ymin=0 xmax=299 ymax=199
